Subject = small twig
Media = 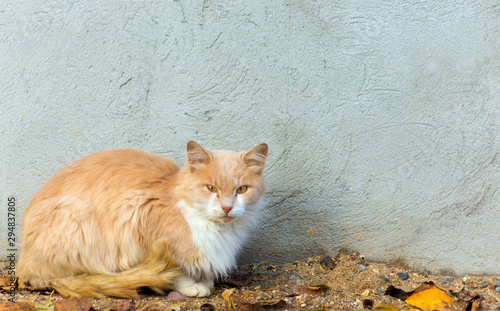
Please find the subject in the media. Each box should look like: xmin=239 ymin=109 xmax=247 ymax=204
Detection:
xmin=252 ymin=261 xmax=274 ymax=272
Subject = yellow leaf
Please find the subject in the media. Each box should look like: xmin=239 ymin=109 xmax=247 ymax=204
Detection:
xmin=405 ymin=288 xmax=454 ymax=310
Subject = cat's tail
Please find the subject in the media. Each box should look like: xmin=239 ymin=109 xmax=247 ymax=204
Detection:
xmin=41 ymin=239 xmax=179 ymax=299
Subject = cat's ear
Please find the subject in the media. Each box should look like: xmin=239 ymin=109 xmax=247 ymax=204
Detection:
xmin=187 ymin=141 xmax=212 ymax=172
xmin=242 ymin=143 xmax=268 ymax=174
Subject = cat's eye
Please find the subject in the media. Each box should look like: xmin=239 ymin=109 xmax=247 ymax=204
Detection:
xmin=236 ymin=186 xmax=248 ymax=194
xmin=207 ymin=185 xmax=218 ymax=193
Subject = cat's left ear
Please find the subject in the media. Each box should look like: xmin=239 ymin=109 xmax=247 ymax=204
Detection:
xmin=242 ymin=143 xmax=268 ymax=174
xmin=187 ymin=141 xmax=212 ymax=172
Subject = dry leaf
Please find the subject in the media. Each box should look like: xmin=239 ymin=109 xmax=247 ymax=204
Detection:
xmin=405 ymin=288 xmax=454 ymax=310
xmin=285 ymin=283 xmax=333 ymax=297
xmin=362 ymin=299 xmax=374 ymax=309
xmin=385 ymin=281 xmax=439 ymax=300
xmin=134 ymin=301 xmax=176 ymax=311
xmin=0 ymin=302 xmax=37 ymax=311
xmin=199 ymin=304 xmax=216 ymax=311
xmin=384 ymin=285 xmax=413 ymax=300
xmin=288 ymin=287 xmax=321 ymax=296
xmin=238 ymin=299 xmax=294 ymax=310
xmin=385 ymin=282 xmax=484 ymax=311
xmin=222 ymin=288 xmax=237 ymax=309
xmin=0 ymin=276 xmax=16 ymax=292
xmin=111 ymin=300 xmax=134 ymax=311
xmin=385 ymin=281 xmax=446 ymax=299
xmin=54 ymin=297 xmax=93 ymax=311
xmin=470 ymin=297 xmax=482 ymax=311
xmin=373 ymin=305 xmax=400 ymax=311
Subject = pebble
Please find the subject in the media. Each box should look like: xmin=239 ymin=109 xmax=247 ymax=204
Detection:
xmin=289 ymin=272 xmax=297 ymax=280
xmin=295 ymin=278 xmax=306 ymax=286
xmin=319 ymin=255 xmax=336 ymax=269
xmin=315 ymin=269 xmax=328 ymax=275
xmin=302 ymin=274 xmax=311 ymax=280
xmin=493 ymin=281 xmax=500 ymax=287
xmin=166 ymin=291 xmax=189 ymax=302
xmin=495 ymin=287 xmax=500 ymax=293
xmin=347 ymin=298 xmax=357 ymax=306
xmin=397 ymin=272 xmax=409 ymax=280
xmin=356 ymin=264 xmax=366 ymax=271
xmin=377 ymin=287 xmax=386 ymax=293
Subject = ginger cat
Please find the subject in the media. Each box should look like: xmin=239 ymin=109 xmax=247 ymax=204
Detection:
xmin=18 ymin=141 xmax=268 ymax=298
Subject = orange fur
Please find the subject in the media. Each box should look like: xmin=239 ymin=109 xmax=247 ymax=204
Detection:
xmin=18 ymin=142 xmax=267 ymax=298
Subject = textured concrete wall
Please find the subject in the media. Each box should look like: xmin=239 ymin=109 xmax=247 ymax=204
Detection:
xmin=1 ymin=0 xmax=499 ymax=274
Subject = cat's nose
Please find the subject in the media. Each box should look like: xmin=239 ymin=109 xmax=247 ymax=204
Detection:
xmin=221 ymin=206 xmax=233 ymax=214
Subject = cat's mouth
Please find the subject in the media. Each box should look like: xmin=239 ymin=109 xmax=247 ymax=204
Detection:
xmin=220 ymin=215 xmax=235 ymax=223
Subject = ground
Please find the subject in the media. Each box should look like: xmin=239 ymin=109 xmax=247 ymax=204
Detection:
xmin=1 ymin=251 xmax=499 ymax=310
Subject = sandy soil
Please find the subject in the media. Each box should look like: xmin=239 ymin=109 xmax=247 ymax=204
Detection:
xmin=1 ymin=251 xmax=499 ymax=310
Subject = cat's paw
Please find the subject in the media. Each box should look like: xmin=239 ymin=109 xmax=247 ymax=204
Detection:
xmin=177 ymin=283 xmax=211 ymax=297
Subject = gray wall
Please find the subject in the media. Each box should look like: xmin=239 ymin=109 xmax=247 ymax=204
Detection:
xmin=1 ymin=0 xmax=499 ymax=275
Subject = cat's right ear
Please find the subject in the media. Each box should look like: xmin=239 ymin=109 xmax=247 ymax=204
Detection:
xmin=187 ymin=141 xmax=212 ymax=172
xmin=242 ymin=143 xmax=268 ymax=175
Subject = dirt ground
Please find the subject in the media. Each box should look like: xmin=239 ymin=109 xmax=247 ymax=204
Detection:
xmin=1 ymin=251 xmax=499 ymax=310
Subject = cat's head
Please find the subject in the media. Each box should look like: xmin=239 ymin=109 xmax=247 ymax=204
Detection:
xmin=178 ymin=141 xmax=268 ymax=224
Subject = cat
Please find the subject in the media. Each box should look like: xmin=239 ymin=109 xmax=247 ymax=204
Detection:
xmin=17 ymin=141 xmax=268 ymax=298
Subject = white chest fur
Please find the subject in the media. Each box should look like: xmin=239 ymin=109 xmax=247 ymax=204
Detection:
xmin=177 ymin=200 xmax=263 ymax=280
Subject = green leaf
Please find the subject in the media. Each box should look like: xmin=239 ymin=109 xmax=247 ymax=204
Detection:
xmin=309 ymin=284 xmax=332 ymax=293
